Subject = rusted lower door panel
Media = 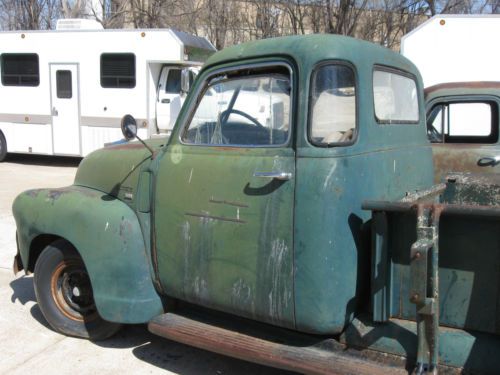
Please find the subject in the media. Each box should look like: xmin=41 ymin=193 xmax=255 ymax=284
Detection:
xmin=154 ymin=145 xmax=295 ymax=328
xmin=432 ymin=144 xmax=500 ymax=182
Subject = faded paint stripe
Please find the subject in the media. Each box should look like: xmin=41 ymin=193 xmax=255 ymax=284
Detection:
xmin=81 ymin=116 xmax=148 ymax=128
xmin=0 ymin=113 xmax=51 ymax=124
xmin=209 ymin=198 xmax=249 ymax=208
xmin=185 ymin=212 xmax=246 ymax=224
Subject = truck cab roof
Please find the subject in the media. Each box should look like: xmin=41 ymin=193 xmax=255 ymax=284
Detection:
xmin=425 ymin=81 xmax=500 ymax=101
xmin=204 ymin=34 xmax=420 ymax=79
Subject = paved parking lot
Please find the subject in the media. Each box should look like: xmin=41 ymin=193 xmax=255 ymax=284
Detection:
xmin=0 ymin=154 xmax=292 ymax=375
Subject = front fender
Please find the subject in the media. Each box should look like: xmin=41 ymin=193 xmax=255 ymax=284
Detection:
xmin=13 ymin=185 xmax=164 ymax=324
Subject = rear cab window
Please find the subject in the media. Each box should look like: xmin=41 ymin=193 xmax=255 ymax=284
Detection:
xmin=373 ymin=68 xmax=419 ymax=124
xmin=309 ymin=63 xmax=357 ymax=146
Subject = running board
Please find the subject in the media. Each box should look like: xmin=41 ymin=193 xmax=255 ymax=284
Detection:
xmin=148 ymin=313 xmax=406 ymax=375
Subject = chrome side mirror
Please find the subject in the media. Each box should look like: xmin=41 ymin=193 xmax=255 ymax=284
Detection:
xmin=121 ymin=114 xmax=137 ymax=141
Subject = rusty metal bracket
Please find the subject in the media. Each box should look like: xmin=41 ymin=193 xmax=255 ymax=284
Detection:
xmin=410 ymin=205 xmax=441 ymax=375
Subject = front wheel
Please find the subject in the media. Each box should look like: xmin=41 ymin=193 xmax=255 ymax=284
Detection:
xmin=34 ymin=240 xmax=121 ymax=340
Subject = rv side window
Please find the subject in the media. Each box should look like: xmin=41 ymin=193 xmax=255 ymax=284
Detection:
xmin=56 ymin=70 xmax=72 ymax=99
xmin=100 ymin=53 xmax=136 ymax=89
xmin=1 ymin=53 xmax=39 ymax=87
xmin=166 ymin=69 xmax=181 ymax=93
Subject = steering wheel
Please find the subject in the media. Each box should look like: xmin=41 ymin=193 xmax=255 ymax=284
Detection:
xmin=220 ymin=109 xmax=266 ymax=128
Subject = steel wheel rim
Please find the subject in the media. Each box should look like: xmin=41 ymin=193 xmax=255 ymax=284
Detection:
xmin=50 ymin=259 xmax=98 ymax=322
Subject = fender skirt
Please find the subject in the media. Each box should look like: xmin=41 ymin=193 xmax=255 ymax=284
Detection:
xmin=12 ymin=185 xmax=164 ymax=324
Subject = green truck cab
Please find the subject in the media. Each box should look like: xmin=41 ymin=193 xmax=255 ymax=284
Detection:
xmin=12 ymin=35 xmax=500 ymax=374
xmin=426 ymin=82 xmax=500 ymax=182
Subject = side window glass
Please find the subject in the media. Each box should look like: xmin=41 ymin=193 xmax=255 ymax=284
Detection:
xmin=373 ymin=69 xmax=419 ymax=123
xmin=166 ymin=69 xmax=181 ymax=94
xmin=427 ymin=102 xmax=497 ymax=144
xmin=310 ymin=64 xmax=356 ymax=145
xmin=100 ymin=53 xmax=135 ymax=88
xmin=182 ymin=68 xmax=291 ymax=147
xmin=1 ymin=53 xmax=39 ymax=86
xmin=427 ymin=104 xmax=445 ymax=143
xmin=56 ymin=70 xmax=72 ymax=99
xmin=448 ymin=102 xmax=491 ymax=137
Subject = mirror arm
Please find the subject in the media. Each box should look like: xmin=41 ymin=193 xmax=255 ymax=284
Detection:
xmin=136 ymin=134 xmax=155 ymax=157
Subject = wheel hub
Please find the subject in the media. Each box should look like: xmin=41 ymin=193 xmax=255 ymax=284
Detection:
xmin=51 ymin=260 xmax=98 ymax=322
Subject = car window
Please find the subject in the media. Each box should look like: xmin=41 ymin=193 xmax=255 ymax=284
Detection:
xmin=182 ymin=69 xmax=291 ymax=147
xmin=373 ymin=69 xmax=419 ymax=123
xmin=166 ymin=69 xmax=182 ymax=94
xmin=310 ymin=64 xmax=356 ymax=145
xmin=427 ymin=101 xmax=498 ymax=144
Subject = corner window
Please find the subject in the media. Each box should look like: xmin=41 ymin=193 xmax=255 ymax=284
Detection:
xmin=100 ymin=53 xmax=135 ymax=88
xmin=181 ymin=66 xmax=291 ymax=147
xmin=56 ymin=70 xmax=72 ymax=99
xmin=373 ymin=69 xmax=418 ymax=123
xmin=310 ymin=64 xmax=356 ymax=145
xmin=1 ymin=53 xmax=39 ymax=86
xmin=427 ymin=101 xmax=498 ymax=144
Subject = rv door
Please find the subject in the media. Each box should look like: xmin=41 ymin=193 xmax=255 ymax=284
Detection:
xmin=156 ymin=66 xmax=197 ymax=132
xmin=50 ymin=64 xmax=81 ymax=155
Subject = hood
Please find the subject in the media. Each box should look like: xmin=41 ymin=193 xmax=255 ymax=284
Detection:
xmin=74 ymin=138 xmax=166 ymax=197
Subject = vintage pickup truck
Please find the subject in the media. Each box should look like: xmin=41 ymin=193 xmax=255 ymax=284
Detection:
xmin=426 ymin=82 xmax=500 ymax=181
xmin=12 ymin=35 xmax=500 ymax=374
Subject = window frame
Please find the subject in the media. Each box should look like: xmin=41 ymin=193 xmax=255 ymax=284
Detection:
xmin=427 ymin=98 xmax=499 ymax=145
xmin=372 ymin=65 xmax=420 ymax=125
xmin=1 ymin=53 xmax=40 ymax=87
xmin=179 ymin=61 xmax=294 ymax=149
xmin=307 ymin=60 xmax=359 ymax=148
xmin=100 ymin=53 xmax=136 ymax=89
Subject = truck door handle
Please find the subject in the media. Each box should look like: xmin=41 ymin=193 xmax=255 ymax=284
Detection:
xmin=161 ymin=98 xmax=170 ymax=104
xmin=254 ymin=171 xmax=293 ymax=180
xmin=52 ymin=107 xmax=58 ymax=116
xmin=478 ymin=155 xmax=500 ymax=166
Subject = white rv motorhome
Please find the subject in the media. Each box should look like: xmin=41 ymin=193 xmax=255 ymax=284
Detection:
xmin=0 ymin=19 xmax=215 ymax=161
xmin=401 ymin=14 xmax=500 ymax=87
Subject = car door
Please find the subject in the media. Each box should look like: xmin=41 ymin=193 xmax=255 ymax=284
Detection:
xmin=153 ymin=62 xmax=296 ymax=328
xmin=427 ymin=96 xmax=500 ymax=182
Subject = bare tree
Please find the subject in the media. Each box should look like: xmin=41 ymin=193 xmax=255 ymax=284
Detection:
xmin=86 ymin=0 xmax=128 ymax=28
xmin=0 ymin=0 xmax=61 ymax=30
xmin=279 ymin=0 xmax=308 ymax=34
xmin=60 ymin=0 xmax=86 ymax=18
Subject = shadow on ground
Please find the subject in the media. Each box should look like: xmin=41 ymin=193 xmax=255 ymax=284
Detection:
xmin=10 ymin=275 xmax=36 ymax=304
xmin=10 ymin=275 xmax=294 ymax=375
xmin=5 ymin=154 xmax=82 ymax=168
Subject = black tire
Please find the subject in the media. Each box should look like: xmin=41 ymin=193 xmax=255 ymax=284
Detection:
xmin=0 ymin=131 xmax=6 ymax=162
xmin=33 ymin=239 xmax=121 ymax=340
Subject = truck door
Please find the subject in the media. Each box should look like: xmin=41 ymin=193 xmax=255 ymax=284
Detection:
xmin=427 ymin=97 xmax=500 ymax=181
xmin=153 ymin=63 xmax=296 ymax=328
xmin=50 ymin=64 xmax=80 ymax=155
xmin=156 ymin=67 xmax=196 ymax=132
